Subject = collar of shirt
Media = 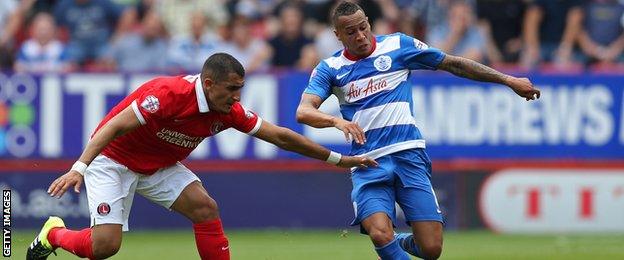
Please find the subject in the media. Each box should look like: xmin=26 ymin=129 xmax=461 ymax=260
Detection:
xmin=194 ymin=75 xmax=210 ymax=113
xmin=343 ymin=36 xmax=377 ymax=61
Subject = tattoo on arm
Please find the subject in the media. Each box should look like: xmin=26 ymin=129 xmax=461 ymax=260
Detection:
xmin=438 ymin=55 xmax=509 ymax=84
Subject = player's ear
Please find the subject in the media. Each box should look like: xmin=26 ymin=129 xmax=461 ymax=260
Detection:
xmin=203 ymin=77 xmax=213 ymax=90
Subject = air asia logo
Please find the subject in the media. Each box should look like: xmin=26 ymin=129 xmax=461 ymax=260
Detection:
xmin=211 ymin=122 xmax=224 ymax=135
xmin=141 ymin=95 xmax=160 ymax=113
xmin=373 ymin=55 xmax=392 ymax=72
xmin=345 ymin=78 xmax=388 ymax=102
xmin=97 ymin=203 xmax=110 ymax=216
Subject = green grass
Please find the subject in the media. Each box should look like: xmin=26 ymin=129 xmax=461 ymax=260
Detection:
xmin=10 ymin=229 xmax=624 ymax=259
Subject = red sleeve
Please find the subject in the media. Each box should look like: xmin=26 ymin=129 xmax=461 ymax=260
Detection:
xmin=131 ymin=79 xmax=176 ymax=125
xmin=229 ymin=103 xmax=262 ymax=134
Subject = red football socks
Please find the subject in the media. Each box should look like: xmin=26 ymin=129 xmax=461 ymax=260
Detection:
xmin=48 ymin=227 xmax=95 ymax=259
xmin=193 ymin=218 xmax=230 ymax=260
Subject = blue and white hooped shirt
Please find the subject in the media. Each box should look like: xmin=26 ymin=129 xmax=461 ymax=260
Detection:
xmin=304 ymin=33 xmax=446 ymax=158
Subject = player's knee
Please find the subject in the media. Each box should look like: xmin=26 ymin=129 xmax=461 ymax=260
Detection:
xmin=190 ymin=196 xmax=219 ymax=222
xmin=420 ymin=242 xmax=442 ymax=259
xmin=368 ymin=227 xmax=394 ymax=246
xmin=91 ymin=237 xmax=121 ymax=259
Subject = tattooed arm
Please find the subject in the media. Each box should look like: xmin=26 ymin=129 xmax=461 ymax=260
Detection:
xmin=437 ymin=54 xmax=541 ymax=101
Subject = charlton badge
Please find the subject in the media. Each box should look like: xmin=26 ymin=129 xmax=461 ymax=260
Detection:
xmin=97 ymin=202 xmax=111 ymax=216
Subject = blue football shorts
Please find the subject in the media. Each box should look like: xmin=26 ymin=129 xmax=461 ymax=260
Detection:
xmin=350 ymin=148 xmax=443 ymax=230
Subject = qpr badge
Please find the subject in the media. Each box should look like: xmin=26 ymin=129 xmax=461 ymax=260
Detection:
xmin=141 ymin=95 xmax=160 ymax=113
xmin=373 ymin=55 xmax=392 ymax=72
xmin=97 ymin=203 xmax=111 ymax=216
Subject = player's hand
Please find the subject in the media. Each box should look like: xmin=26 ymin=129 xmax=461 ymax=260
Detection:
xmin=48 ymin=170 xmax=83 ymax=198
xmin=337 ymin=155 xmax=378 ymax=169
xmin=333 ymin=118 xmax=366 ymax=145
xmin=506 ymin=76 xmax=540 ymax=101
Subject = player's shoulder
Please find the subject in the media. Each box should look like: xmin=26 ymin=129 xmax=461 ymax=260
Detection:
xmin=228 ymin=102 xmax=256 ymax=119
xmin=136 ymin=75 xmax=195 ymax=100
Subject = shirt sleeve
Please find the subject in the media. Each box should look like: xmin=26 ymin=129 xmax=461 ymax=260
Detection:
xmin=230 ymin=103 xmax=262 ymax=135
xmin=399 ymin=33 xmax=446 ymax=70
xmin=131 ymin=81 xmax=176 ymax=125
xmin=303 ymin=61 xmax=333 ymax=100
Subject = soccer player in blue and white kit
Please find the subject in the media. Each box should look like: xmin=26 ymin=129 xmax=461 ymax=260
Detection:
xmin=297 ymin=2 xmax=541 ymax=260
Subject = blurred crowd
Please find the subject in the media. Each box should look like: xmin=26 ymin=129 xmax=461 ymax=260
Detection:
xmin=1 ymin=0 xmax=624 ymax=74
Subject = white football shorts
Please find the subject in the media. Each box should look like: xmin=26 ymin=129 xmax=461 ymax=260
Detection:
xmin=84 ymin=154 xmax=200 ymax=231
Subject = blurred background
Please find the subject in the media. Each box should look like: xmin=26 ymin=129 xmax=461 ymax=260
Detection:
xmin=1 ymin=0 xmax=624 ymax=259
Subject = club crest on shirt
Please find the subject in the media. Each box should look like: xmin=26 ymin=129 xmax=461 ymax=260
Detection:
xmin=211 ymin=121 xmax=224 ymax=135
xmin=373 ymin=55 xmax=392 ymax=72
xmin=97 ymin=202 xmax=110 ymax=216
xmin=414 ymin=38 xmax=429 ymax=50
xmin=141 ymin=95 xmax=160 ymax=113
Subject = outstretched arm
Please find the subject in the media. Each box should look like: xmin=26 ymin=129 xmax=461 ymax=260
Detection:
xmin=296 ymin=93 xmax=366 ymax=145
xmin=437 ymin=54 xmax=541 ymax=101
xmin=48 ymin=105 xmax=141 ymax=198
xmin=253 ymin=120 xmax=377 ymax=169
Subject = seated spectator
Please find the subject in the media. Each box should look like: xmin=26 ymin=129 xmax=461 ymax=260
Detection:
xmin=221 ymin=15 xmax=271 ymax=73
xmin=168 ymin=11 xmax=223 ymax=73
xmin=157 ymin=0 xmax=229 ymax=38
xmin=427 ymin=1 xmax=486 ymax=62
xmin=14 ymin=12 xmax=71 ymax=73
xmin=578 ymin=0 xmax=624 ymax=68
xmin=521 ymin=0 xmax=584 ymax=69
xmin=0 ymin=0 xmax=25 ymax=69
xmin=268 ymin=3 xmax=318 ymax=70
xmin=476 ymin=0 xmax=526 ymax=64
xmin=54 ymin=0 xmax=126 ymax=67
xmin=101 ymin=10 xmax=168 ymax=72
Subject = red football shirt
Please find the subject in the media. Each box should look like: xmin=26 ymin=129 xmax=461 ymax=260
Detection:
xmin=94 ymin=74 xmax=262 ymax=175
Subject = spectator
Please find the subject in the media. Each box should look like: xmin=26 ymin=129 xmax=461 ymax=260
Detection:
xmin=413 ymin=0 xmax=475 ymax=36
xmin=521 ymin=0 xmax=584 ymax=69
xmin=168 ymin=11 xmax=223 ymax=73
xmin=427 ymin=1 xmax=486 ymax=62
xmin=54 ymin=0 xmax=127 ymax=66
xmin=0 ymin=0 xmax=27 ymax=69
xmin=313 ymin=1 xmax=344 ymax=59
xmin=14 ymin=12 xmax=71 ymax=73
xmin=157 ymin=0 xmax=229 ymax=38
xmin=578 ymin=0 xmax=624 ymax=68
xmin=268 ymin=3 xmax=318 ymax=70
xmin=101 ymin=10 xmax=168 ymax=72
xmin=476 ymin=0 xmax=526 ymax=64
xmin=221 ymin=15 xmax=271 ymax=73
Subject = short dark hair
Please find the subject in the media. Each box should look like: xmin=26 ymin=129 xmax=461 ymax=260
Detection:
xmin=201 ymin=53 xmax=245 ymax=82
xmin=331 ymin=1 xmax=364 ymax=27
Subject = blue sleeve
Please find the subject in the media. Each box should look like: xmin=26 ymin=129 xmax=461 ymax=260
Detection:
xmin=303 ymin=61 xmax=333 ymax=101
xmin=399 ymin=33 xmax=446 ymax=70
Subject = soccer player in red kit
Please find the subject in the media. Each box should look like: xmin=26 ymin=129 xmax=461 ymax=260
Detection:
xmin=26 ymin=53 xmax=377 ymax=260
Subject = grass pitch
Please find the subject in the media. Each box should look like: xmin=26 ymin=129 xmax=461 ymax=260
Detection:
xmin=10 ymin=229 xmax=624 ymax=259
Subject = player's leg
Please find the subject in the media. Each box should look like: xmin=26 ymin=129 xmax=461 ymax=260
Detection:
xmin=361 ymin=212 xmax=409 ymax=260
xmin=136 ymin=162 xmax=227 ymax=260
xmin=394 ymin=149 xmax=444 ymax=259
xmin=351 ymin=156 xmax=410 ymax=260
xmin=30 ymin=155 xmax=136 ymax=260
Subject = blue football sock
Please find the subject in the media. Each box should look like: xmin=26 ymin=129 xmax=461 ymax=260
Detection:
xmin=375 ymin=238 xmax=410 ymax=260
xmin=395 ymin=233 xmax=422 ymax=257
